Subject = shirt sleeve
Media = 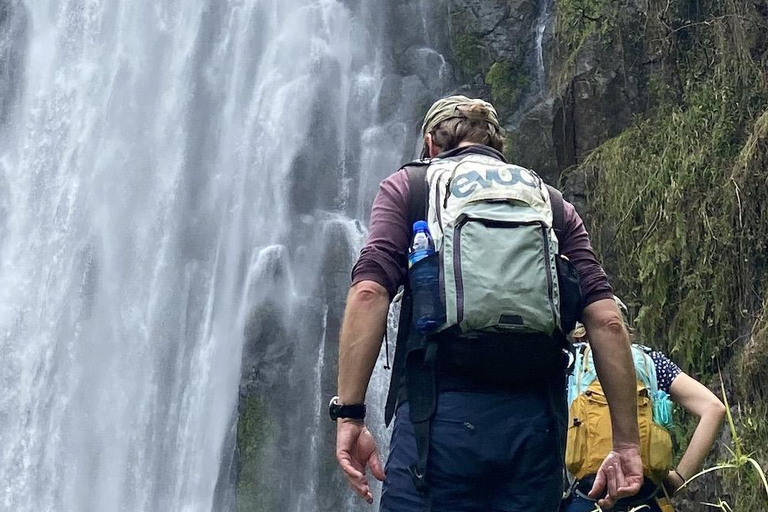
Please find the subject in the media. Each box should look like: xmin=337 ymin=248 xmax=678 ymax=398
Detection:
xmin=350 ymin=169 xmax=411 ymax=299
xmin=650 ymin=351 xmax=683 ymax=394
xmin=558 ymin=200 xmax=614 ymax=308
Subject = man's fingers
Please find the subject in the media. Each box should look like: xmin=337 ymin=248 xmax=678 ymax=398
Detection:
xmin=342 ymin=470 xmax=370 ymax=501
xmin=598 ymin=467 xmax=617 ymax=509
xmin=338 ymin=457 xmax=364 ymax=480
xmin=338 ymin=453 xmax=368 ymax=494
xmin=613 ymin=460 xmax=627 ymax=496
xmin=617 ymin=477 xmax=642 ymax=496
xmin=588 ymin=468 xmax=607 ymax=499
xmin=609 ymin=465 xmax=619 ymax=498
xmin=369 ymin=451 xmax=385 ymax=482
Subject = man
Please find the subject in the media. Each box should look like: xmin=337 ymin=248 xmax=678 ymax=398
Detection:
xmin=332 ymin=96 xmax=643 ymax=511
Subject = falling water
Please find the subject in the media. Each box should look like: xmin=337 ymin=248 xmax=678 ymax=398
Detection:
xmin=534 ymin=0 xmax=555 ymax=98
xmin=0 ymin=0 xmax=446 ymax=511
xmin=509 ymin=0 xmax=555 ymax=129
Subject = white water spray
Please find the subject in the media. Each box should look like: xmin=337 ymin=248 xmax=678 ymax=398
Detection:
xmin=0 ymin=1 xmax=445 ymax=510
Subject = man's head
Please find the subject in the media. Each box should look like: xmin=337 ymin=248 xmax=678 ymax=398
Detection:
xmin=420 ymin=95 xmax=504 ymax=158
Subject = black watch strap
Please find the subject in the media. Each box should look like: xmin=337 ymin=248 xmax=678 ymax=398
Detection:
xmin=329 ymin=396 xmax=366 ymax=421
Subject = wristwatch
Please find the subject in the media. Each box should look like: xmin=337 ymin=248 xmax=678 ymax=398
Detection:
xmin=328 ymin=396 xmax=366 ymax=421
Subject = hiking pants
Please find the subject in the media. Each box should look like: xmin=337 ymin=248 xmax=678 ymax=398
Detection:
xmin=379 ymin=390 xmax=562 ymax=512
xmin=565 ymin=496 xmax=665 ymax=512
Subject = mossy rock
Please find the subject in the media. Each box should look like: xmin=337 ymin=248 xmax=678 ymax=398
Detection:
xmin=484 ymin=60 xmax=530 ymax=112
xmin=236 ymin=394 xmax=274 ymax=512
xmin=453 ymin=32 xmax=488 ymax=77
xmin=555 ymin=0 xmax=620 ymax=50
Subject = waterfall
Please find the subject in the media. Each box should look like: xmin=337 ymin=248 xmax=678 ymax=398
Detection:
xmin=0 ymin=0 xmax=446 ymax=511
xmin=509 ymin=0 xmax=555 ymax=129
xmin=534 ymin=0 xmax=554 ymax=98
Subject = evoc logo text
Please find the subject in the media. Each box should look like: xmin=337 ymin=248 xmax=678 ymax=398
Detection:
xmin=451 ymin=167 xmax=538 ymax=198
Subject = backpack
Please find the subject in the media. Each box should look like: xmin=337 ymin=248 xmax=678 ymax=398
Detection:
xmin=565 ymin=343 xmax=674 ymax=483
xmin=384 ymin=154 xmax=581 ymax=429
xmin=383 ymin=152 xmax=583 ymax=492
xmin=416 ymin=153 xmax=579 ymax=336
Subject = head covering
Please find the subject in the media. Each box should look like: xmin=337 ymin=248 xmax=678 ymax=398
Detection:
xmin=613 ymin=295 xmax=629 ymax=322
xmin=421 ymin=95 xmax=501 ymax=136
xmin=571 ymin=322 xmax=587 ymax=340
xmin=569 ymin=296 xmax=631 ymax=341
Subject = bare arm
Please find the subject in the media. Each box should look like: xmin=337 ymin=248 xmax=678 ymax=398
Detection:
xmin=337 ymin=171 xmax=409 ymax=503
xmin=335 ymin=280 xmax=390 ymax=503
xmin=582 ymin=298 xmax=639 ymax=446
xmin=667 ymin=372 xmax=726 ymax=486
xmin=337 ymin=280 xmax=390 ymax=404
xmin=582 ymin=298 xmax=643 ymax=508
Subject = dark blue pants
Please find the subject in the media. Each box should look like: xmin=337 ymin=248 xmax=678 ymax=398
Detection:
xmin=565 ymin=496 xmax=663 ymax=512
xmin=379 ymin=391 xmax=562 ymax=512
xmin=564 ymin=475 xmax=666 ymax=512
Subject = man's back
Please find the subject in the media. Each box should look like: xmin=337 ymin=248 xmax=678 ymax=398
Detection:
xmin=334 ymin=96 xmax=643 ymax=512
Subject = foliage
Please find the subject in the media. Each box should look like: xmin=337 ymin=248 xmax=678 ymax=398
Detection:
xmin=554 ymin=0 xmax=621 ymax=82
xmin=555 ymin=0 xmax=619 ymax=48
xmin=675 ymin=375 xmax=768 ymax=510
xmin=453 ymin=32 xmax=487 ymax=77
xmin=485 ymin=61 xmax=530 ymax=112
xmin=578 ymin=0 xmax=768 ymax=374
xmin=564 ymin=0 xmax=768 ymax=508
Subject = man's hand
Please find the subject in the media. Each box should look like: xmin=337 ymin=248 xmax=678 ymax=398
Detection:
xmin=336 ymin=419 xmax=385 ymax=504
xmin=589 ymin=444 xmax=643 ymax=509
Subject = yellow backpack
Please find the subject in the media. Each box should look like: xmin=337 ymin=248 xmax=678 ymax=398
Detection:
xmin=565 ymin=344 xmax=674 ymax=484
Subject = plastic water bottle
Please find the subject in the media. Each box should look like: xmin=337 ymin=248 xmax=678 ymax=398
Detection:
xmin=408 ymin=221 xmax=445 ymax=334
xmin=408 ymin=221 xmax=434 ymax=267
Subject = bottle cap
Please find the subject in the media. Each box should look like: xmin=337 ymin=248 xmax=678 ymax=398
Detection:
xmin=413 ymin=220 xmax=429 ymax=233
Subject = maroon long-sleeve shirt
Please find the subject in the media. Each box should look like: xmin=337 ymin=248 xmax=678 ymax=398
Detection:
xmin=352 ymin=146 xmax=613 ymax=309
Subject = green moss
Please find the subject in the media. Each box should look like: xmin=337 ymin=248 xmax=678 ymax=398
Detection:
xmin=485 ymin=61 xmax=530 ymax=112
xmin=453 ymin=32 xmax=486 ymax=77
xmin=578 ymin=0 xmax=767 ymax=374
xmin=566 ymin=0 xmax=768 ymax=507
xmin=555 ymin=0 xmax=620 ymax=55
xmin=236 ymin=394 xmax=274 ymax=512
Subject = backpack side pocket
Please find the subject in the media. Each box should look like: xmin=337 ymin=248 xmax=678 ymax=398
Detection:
xmin=556 ymin=254 xmax=582 ymax=333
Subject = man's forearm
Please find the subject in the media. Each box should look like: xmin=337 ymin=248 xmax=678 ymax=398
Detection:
xmin=592 ymin=339 xmax=640 ymax=446
xmin=583 ymin=300 xmax=640 ymax=447
xmin=337 ymin=280 xmax=391 ymax=404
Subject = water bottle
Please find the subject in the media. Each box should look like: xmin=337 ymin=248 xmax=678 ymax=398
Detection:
xmin=408 ymin=221 xmax=445 ymax=334
xmin=408 ymin=221 xmax=434 ymax=267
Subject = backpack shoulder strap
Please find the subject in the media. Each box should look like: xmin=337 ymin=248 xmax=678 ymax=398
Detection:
xmin=632 ymin=344 xmax=660 ymax=396
xmin=567 ymin=343 xmax=592 ymax=407
xmin=383 ymin=161 xmax=429 ymax=427
xmin=404 ymin=162 xmax=429 ymax=227
xmin=546 ymin=184 xmax=565 ymax=241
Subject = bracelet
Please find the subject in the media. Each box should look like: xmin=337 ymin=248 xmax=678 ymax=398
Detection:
xmin=674 ymin=469 xmax=686 ymax=482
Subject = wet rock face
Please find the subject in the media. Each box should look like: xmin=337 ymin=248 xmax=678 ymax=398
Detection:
xmin=506 ymin=97 xmax=559 ymax=184
xmin=443 ymin=0 xmax=652 ymax=187
xmin=449 ymin=0 xmax=538 ymax=62
xmin=552 ymin=3 xmax=649 ymax=170
xmin=446 ymin=0 xmax=540 ymax=113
